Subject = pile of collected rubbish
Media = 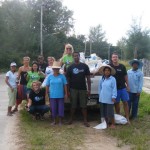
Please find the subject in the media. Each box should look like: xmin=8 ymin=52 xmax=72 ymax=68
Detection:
xmin=80 ymin=52 xmax=109 ymax=74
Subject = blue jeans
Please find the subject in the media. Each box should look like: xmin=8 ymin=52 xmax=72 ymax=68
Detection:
xmin=29 ymin=105 xmax=50 ymax=116
xmin=128 ymin=93 xmax=140 ymax=119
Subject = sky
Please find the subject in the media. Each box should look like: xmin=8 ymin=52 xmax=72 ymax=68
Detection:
xmin=62 ymin=0 xmax=150 ymax=45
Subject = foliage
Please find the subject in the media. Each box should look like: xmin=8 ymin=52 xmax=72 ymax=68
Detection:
xmin=0 ymin=0 xmax=74 ymax=67
xmin=117 ymin=19 xmax=150 ymax=60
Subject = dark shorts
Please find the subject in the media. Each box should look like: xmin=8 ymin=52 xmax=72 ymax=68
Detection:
xmin=116 ymin=88 xmax=129 ymax=103
xmin=100 ymin=103 xmax=114 ymax=118
xmin=70 ymin=89 xmax=87 ymax=108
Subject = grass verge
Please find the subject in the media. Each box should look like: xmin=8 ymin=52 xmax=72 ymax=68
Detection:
xmin=19 ymin=110 xmax=85 ymax=150
xmin=107 ymin=92 xmax=150 ymax=150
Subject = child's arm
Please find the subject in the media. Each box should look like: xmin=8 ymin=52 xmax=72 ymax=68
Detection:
xmin=5 ymin=76 xmax=14 ymax=92
xmin=112 ymin=78 xmax=117 ymax=102
xmin=137 ymin=72 xmax=144 ymax=96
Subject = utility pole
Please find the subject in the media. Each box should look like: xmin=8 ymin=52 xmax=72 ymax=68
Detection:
xmin=108 ymin=44 xmax=110 ymax=61
xmin=40 ymin=4 xmax=43 ymax=55
xmin=90 ymin=41 xmax=92 ymax=54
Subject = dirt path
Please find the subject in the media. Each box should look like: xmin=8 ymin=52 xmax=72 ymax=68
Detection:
xmin=0 ymin=74 xmax=21 ymax=150
xmin=0 ymin=74 xmax=131 ymax=150
xmin=72 ymin=121 xmax=130 ymax=150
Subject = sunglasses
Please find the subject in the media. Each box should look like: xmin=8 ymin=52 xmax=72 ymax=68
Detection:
xmin=66 ymin=48 xmax=72 ymax=50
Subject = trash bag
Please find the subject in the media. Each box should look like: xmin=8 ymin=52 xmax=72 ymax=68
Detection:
xmin=114 ymin=114 xmax=127 ymax=124
xmin=93 ymin=120 xmax=107 ymax=129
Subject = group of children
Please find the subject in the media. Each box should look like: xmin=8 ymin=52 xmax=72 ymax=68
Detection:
xmin=5 ymin=44 xmax=144 ymax=128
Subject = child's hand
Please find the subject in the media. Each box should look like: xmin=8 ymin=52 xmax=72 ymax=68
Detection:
xmin=112 ymin=98 xmax=116 ymax=103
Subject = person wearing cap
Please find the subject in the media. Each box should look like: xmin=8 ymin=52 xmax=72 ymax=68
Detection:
xmin=99 ymin=64 xmax=117 ymax=128
xmin=109 ymin=52 xmax=130 ymax=123
xmin=5 ymin=62 xmax=18 ymax=116
xmin=46 ymin=61 xmax=68 ymax=125
xmin=127 ymin=59 xmax=143 ymax=120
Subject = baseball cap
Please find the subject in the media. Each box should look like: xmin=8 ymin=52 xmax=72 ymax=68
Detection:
xmin=10 ymin=62 xmax=17 ymax=67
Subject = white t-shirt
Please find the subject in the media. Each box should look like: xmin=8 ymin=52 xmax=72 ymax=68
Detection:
xmin=6 ymin=71 xmax=17 ymax=88
xmin=45 ymin=66 xmax=53 ymax=76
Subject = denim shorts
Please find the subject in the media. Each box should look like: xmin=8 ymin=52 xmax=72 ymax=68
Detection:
xmin=116 ymin=88 xmax=129 ymax=102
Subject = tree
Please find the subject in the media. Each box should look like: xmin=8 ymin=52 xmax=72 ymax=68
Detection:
xmin=120 ymin=19 xmax=150 ymax=59
xmin=87 ymin=24 xmax=109 ymax=58
xmin=0 ymin=0 xmax=74 ymax=68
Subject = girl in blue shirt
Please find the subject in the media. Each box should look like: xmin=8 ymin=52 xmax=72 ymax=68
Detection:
xmin=46 ymin=61 xmax=68 ymax=125
xmin=99 ymin=65 xmax=117 ymax=128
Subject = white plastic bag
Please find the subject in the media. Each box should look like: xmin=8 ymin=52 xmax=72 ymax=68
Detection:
xmin=93 ymin=120 xmax=107 ymax=129
xmin=114 ymin=114 xmax=127 ymax=125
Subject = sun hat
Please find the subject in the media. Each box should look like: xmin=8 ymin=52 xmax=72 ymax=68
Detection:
xmin=129 ymin=59 xmax=143 ymax=68
xmin=99 ymin=64 xmax=116 ymax=75
xmin=10 ymin=62 xmax=17 ymax=67
xmin=52 ymin=61 xmax=61 ymax=69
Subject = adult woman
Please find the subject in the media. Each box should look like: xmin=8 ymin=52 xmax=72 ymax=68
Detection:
xmin=46 ymin=61 xmax=68 ymax=125
xmin=60 ymin=44 xmax=74 ymax=72
xmin=15 ymin=57 xmax=31 ymax=111
xmin=26 ymin=61 xmax=45 ymax=99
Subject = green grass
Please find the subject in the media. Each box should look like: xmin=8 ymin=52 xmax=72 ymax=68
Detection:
xmin=19 ymin=92 xmax=150 ymax=150
xmin=107 ymin=92 xmax=150 ymax=150
xmin=19 ymin=110 xmax=85 ymax=150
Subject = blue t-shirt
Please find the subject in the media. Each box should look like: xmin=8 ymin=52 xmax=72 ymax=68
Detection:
xmin=46 ymin=74 xmax=67 ymax=98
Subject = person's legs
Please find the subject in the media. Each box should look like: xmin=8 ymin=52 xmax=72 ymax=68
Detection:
xmin=36 ymin=105 xmax=50 ymax=115
xmin=79 ymin=90 xmax=89 ymax=127
xmin=107 ymin=104 xmax=115 ymax=128
xmin=114 ymin=102 xmax=120 ymax=114
xmin=7 ymin=87 xmax=16 ymax=116
xmin=68 ymin=89 xmax=78 ymax=124
xmin=58 ymin=98 xmax=64 ymax=125
xmin=128 ymin=93 xmax=133 ymax=114
xmin=131 ymin=94 xmax=140 ymax=119
xmin=100 ymin=102 xmax=105 ymax=122
xmin=50 ymin=98 xmax=57 ymax=124
xmin=121 ymin=88 xmax=130 ymax=123
xmin=115 ymin=89 xmax=121 ymax=114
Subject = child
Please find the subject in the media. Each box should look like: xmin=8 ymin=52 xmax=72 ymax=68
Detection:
xmin=46 ymin=61 xmax=68 ymax=125
xmin=28 ymin=81 xmax=50 ymax=120
xmin=5 ymin=62 xmax=18 ymax=116
xmin=98 ymin=64 xmax=117 ymax=128
xmin=128 ymin=59 xmax=143 ymax=120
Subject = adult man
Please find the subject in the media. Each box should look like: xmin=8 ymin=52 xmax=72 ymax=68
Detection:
xmin=110 ymin=52 xmax=130 ymax=123
xmin=37 ymin=55 xmax=47 ymax=82
xmin=66 ymin=52 xmax=91 ymax=127
xmin=128 ymin=59 xmax=143 ymax=119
